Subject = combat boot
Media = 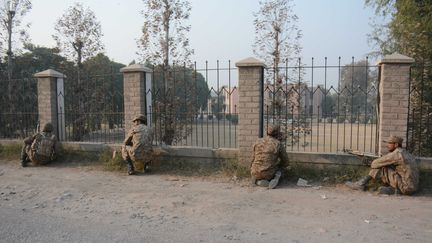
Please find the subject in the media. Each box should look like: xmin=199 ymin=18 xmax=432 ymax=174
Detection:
xmin=256 ymin=180 xmax=270 ymax=187
xmin=144 ymin=162 xmax=151 ymax=173
xmin=20 ymin=159 xmax=28 ymax=167
xmin=378 ymin=186 xmax=395 ymax=195
xmin=126 ymin=159 xmax=136 ymax=175
xmin=345 ymin=175 xmax=372 ymax=191
xmin=20 ymin=148 xmax=28 ymax=167
xmin=269 ymin=171 xmax=282 ymax=189
xmin=250 ymin=176 xmax=257 ymax=187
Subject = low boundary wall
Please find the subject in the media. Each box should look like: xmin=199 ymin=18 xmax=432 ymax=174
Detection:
xmin=1 ymin=140 xmax=431 ymax=169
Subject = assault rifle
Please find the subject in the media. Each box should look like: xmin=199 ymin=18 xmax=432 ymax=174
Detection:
xmin=342 ymin=148 xmax=379 ymax=166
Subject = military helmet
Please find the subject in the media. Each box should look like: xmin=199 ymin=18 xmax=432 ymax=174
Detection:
xmin=267 ymin=125 xmax=280 ymax=137
xmin=383 ymin=135 xmax=403 ymax=144
xmin=42 ymin=123 xmax=54 ymax=133
xmin=132 ymin=114 xmax=147 ymax=123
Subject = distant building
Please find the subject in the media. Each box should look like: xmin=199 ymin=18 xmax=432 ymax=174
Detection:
xmin=264 ymin=82 xmax=325 ymax=117
xmin=205 ymin=85 xmax=239 ymax=116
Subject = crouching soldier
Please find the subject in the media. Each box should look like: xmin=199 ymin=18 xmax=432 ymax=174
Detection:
xmin=250 ymin=125 xmax=289 ymax=189
xmin=121 ymin=114 xmax=154 ymax=175
xmin=345 ymin=135 xmax=419 ymax=195
xmin=21 ymin=123 xmax=58 ymax=167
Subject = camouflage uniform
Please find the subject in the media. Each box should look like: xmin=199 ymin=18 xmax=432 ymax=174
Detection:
xmin=250 ymin=127 xmax=289 ymax=181
xmin=21 ymin=123 xmax=58 ymax=166
xmin=368 ymin=147 xmax=419 ymax=195
xmin=121 ymin=114 xmax=153 ymax=173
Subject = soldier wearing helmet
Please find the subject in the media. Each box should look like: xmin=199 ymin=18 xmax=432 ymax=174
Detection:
xmin=121 ymin=114 xmax=154 ymax=175
xmin=250 ymin=125 xmax=289 ymax=189
xmin=21 ymin=122 xmax=59 ymax=167
xmin=346 ymin=135 xmax=419 ymax=195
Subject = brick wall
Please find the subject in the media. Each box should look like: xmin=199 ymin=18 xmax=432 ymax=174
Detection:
xmin=121 ymin=64 xmax=152 ymax=134
xmin=236 ymin=58 xmax=265 ymax=167
xmin=378 ymin=53 xmax=414 ymax=155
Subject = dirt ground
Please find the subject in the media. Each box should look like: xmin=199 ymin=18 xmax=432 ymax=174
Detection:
xmin=0 ymin=160 xmax=431 ymax=243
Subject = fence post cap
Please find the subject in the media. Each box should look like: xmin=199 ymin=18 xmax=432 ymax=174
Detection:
xmin=235 ymin=57 xmax=266 ymax=68
xmin=120 ymin=64 xmax=153 ymax=73
xmin=378 ymin=53 xmax=415 ymax=65
xmin=34 ymin=69 xmax=66 ymax=78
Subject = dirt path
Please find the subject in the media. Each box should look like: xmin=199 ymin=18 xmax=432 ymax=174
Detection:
xmin=0 ymin=160 xmax=431 ymax=243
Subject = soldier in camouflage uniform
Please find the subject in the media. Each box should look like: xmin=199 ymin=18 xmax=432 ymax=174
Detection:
xmin=121 ymin=114 xmax=154 ymax=175
xmin=346 ymin=135 xmax=419 ymax=195
xmin=21 ymin=123 xmax=59 ymax=167
xmin=250 ymin=125 xmax=289 ymax=189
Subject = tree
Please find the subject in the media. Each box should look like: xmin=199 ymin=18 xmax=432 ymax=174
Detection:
xmin=0 ymin=0 xmax=32 ymax=65
xmin=138 ymin=0 xmax=193 ymax=67
xmin=53 ymin=3 xmax=104 ymax=141
xmin=253 ymin=0 xmax=302 ymax=82
xmin=366 ymin=0 xmax=432 ymax=155
xmin=151 ymin=64 xmax=208 ymax=145
xmin=339 ymin=59 xmax=377 ymax=122
xmin=0 ymin=44 xmax=74 ymax=138
xmin=81 ymin=53 xmax=125 ymax=131
xmin=53 ymin=2 xmax=104 ymax=68
xmin=0 ymin=0 xmax=31 ymax=121
xmin=253 ymin=0 xmax=302 ymax=126
xmin=138 ymin=0 xmax=198 ymax=145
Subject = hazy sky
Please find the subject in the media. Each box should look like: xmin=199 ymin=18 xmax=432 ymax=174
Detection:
xmin=25 ymin=0 xmax=377 ymax=69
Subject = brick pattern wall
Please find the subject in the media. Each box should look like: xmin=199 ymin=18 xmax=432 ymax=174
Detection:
xmin=37 ymin=77 xmax=58 ymax=136
xmin=237 ymin=66 xmax=263 ymax=167
xmin=123 ymin=72 xmax=146 ymax=133
xmin=378 ymin=63 xmax=411 ymax=155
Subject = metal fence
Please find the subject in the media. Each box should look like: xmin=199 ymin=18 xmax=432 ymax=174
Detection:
xmin=0 ymin=73 xmax=38 ymax=139
xmin=407 ymin=64 xmax=432 ymax=157
xmin=59 ymin=69 xmax=125 ymax=143
xmin=264 ymin=57 xmax=379 ymax=154
xmin=150 ymin=61 xmax=238 ymax=148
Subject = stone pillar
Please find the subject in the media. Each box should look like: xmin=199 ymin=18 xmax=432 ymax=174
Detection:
xmin=121 ymin=64 xmax=153 ymax=134
xmin=236 ymin=57 xmax=266 ymax=168
xmin=377 ymin=53 xmax=414 ymax=155
xmin=34 ymin=69 xmax=65 ymax=139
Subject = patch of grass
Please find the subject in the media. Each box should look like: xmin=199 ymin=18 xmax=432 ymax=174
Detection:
xmin=285 ymin=162 xmax=370 ymax=184
xmin=221 ymin=159 xmax=249 ymax=178
xmin=0 ymin=143 xmax=22 ymax=160
xmin=99 ymin=148 xmax=126 ymax=172
xmin=419 ymin=169 xmax=432 ymax=194
xmin=156 ymin=159 xmax=221 ymax=176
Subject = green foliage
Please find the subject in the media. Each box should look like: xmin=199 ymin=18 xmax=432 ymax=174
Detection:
xmin=366 ymin=0 xmax=432 ymax=156
xmin=419 ymin=169 xmax=432 ymax=193
xmin=221 ymin=159 xmax=249 ymax=178
xmin=151 ymin=64 xmax=209 ymax=145
xmin=138 ymin=0 xmax=193 ymax=66
xmin=99 ymin=148 xmax=125 ymax=172
xmin=0 ymin=143 xmax=21 ymax=160
xmin=53 ymin=2 xmax=104 ymax=65
xmin=285 ymin=162 xmax=370 ymax=184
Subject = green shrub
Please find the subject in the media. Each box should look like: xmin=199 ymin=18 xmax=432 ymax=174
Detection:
xmin=99 ymin=148 xmax=125 ymax=171
xmin=0 ymin=143 xmax=21 ymax=160
xmin=221 ymin=159 xmax=249 ymax=178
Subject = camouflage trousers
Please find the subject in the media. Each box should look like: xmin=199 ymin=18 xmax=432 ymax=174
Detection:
xmin=369 ymin=167 xmax=416 ymax=195
xmin=21 ymin=144 xmax=51 ymax=166
xmin=251 ymin=167 xmax=281 ymax=181
xmin=121 ymin=145 xmax=152 ymax=171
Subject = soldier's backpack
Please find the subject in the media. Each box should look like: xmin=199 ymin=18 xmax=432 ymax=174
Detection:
xmin=31 ymin=133 xmax=55 ymax=158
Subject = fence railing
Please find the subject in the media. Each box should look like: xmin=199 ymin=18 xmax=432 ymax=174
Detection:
xmin=407 ymin=64 xmax=432 ymax=157
xmin=0 ymin=76 xmax=38 ymax=139
xmin=263 ymin=57 xmax=379 ymax=154
xmin=149 ymin=62 xmax=238 ymax=148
